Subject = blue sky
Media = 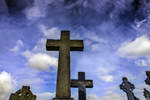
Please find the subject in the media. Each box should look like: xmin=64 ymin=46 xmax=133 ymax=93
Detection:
xmin=0 ymin=0 xmax=150 ymax=100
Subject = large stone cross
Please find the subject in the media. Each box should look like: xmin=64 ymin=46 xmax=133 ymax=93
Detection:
xmin=46 ymin=31 xmax=84 ymax=100
xmin=71 ymin=72 xmax=93 ymax=100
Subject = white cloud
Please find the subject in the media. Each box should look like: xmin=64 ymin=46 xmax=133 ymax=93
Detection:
xmin=117 ymin=35 xmax=150 ymax=67
xmin=91 ymin=43 xmax=102 ymax=51
xmin=21 ymin=50 xmax=33 ymax=59
xmin=10 ymin=40 xmax=24 ymax=53
xmin=87 ymin=92 xmax=125 ymax=100
xmin=97 ymin=67 xmax=114 ymax=82
xmin=0 ymin=71 xmax=16 ymax=100
xmin=24 ymin=0 xmax=49 ymax=20
xmin=36 ymin=92 xmax=55 ymax=100
xmin=39 ymin=25 xmax=60 ymax=38
xmin=99 ymin=75 xmax=114 ymax=82
xmin=118 ymin=35 xmax=150 ymax=58
xmin=99 ymin=91 xmax=126 ymax=100
xmin=87 ymin=94 xmax=100 ymax=100
xmin=28 ymin=53 xmax=57 ymax=70
xmin=20 ymin=25 xmax=59 ymax=71
xmin=24 ymin=0 xmax=54 ymax=20
xmin=84 ymin=31 xmax=107 ymax=44
xmin=135 ymin=58 xmax=150 ymax=67
xmin=25 ymin=6 xmax=45 ymax=20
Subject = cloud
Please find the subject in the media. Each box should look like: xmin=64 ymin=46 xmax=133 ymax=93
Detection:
xmin=117 ymin=35 xmax=150 ymax=67
xmin=97 ymin=67 xmax=114 ymax=82
xmin=10 ymin=40 xmax=24 ymax=53
xmin=0 ymin=71 xmax=16 ymax=100
xmin=28 ymin=53 xmax=57 ymax=70
xmin=25 ymin=6 xmax=45 ymax=20
xmin=0 ymin=0 xmax=8 ymax=15
xmin=118 ymin=35 xmax=150 ymax=58
xmin=36 ymin=92 xmax=55 ymax=100
xmin=39 ymin=25 xmax=60 ymax=38
xmin=87 ymin=94 xmax=100 ymax=100
xmin=135 ymin=58 xmax=150 ymax=67
xmin=24 ymin=0 xmax=53 ymax=20
xmin=21 ymin=50 xmax=33 ymax=59
xmin=99 ymin=91 xmax=125 ymax=100
xmin=87 ymin=92 xmax=125 ymax=100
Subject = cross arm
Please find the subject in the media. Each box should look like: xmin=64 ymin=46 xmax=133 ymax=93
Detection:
xmin=46 ymin=39 xmax=60 ymax=51
xmin=70 ymin=79 xmax=93 ymax=88
xmin=70 ymin=40 xmax=84 ymax=51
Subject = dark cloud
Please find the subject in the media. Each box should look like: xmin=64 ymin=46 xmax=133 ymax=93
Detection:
xmin=0 ymin=0 xmax=150 ymax=28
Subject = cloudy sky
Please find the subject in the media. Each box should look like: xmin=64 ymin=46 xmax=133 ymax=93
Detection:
xmin=0 ymin=0 xmax=150 ymax=100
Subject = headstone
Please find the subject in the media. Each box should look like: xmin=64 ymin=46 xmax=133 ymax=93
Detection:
xmin=71 ymin=72 xmax=93 ymax=100
xmin=144 ymin=88 xmax=150 ymax=100
xmin=9 ymin=86 xmax=36 ymax=100
xmin=46 ymin=31 xmax=84 ymax=100
xmin=120 ymin=77 xmax=139 ymax=100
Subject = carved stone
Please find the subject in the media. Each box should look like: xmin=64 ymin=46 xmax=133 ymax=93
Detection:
xmin=9 ymin=86 xmax=36 ymax=100
xmin=120 ymin=77 xmax=139 ymax=100
xmin=46 ymin=31 xmax=84 ymax=100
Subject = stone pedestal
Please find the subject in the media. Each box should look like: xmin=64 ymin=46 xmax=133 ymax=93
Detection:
xmin=53 ymin=98 xmax=74 ymax=100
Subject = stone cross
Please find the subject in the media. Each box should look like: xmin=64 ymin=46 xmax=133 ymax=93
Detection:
xmin=120 ymin=77 xmax=139 ymax=100
xmin=9 ymin=86 xmax=36 ymax=100
xmin=144 ymin=88 xmax=150 ymax=100
xmin=46 ymin=31 xmax=84 ymax=100
xmin=71 ymin=72 xmax=93 ymax=100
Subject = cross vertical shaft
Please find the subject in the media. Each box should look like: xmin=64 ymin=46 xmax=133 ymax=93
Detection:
xmin=78 ymin=72 xmax=86 ymax=100
xmin=56 ymin=32 xmax=71 ymax=98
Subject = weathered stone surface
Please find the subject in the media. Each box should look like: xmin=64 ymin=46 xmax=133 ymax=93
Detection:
xmin=120 ymin=77 xmax=139 ymax=100
xmin=71 ymin=72 xmax=93 ymax=100
xmin=9 ymin=86 xmax=36 ymax=100
xmin=46 ymin=31 xmax=84 ymax=99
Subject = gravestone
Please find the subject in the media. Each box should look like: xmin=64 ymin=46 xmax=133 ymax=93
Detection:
xmin=9 ymin=86 xmax=36 ymax=100
xmin=46 ymin=30 xmax=84 ymax=100
xmin=71 ymin=72 xmax=93 ymax=100
xmin=120 ymin=77 xmax=139 ymax=100
xmin=144 ymin=88 xmax=150 ymax=100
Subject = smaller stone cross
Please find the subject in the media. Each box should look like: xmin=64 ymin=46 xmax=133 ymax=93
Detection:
xmin=9 ymin=86 xmax=36 ymax=100
xmin=120 ymin=77 xmax=139 ymax=100
xmin=71 ymin=72 xmax=93 ymax=100
xmin=144 ymin=88 xmax=150 ymax=100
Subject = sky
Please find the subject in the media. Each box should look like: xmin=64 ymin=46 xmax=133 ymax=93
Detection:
xmin=0 ymin=0 xmax=150 ymax=100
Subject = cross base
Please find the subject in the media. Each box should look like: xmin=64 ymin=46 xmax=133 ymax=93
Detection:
xmin=53 ymin=98 xmax=74 ymax=100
